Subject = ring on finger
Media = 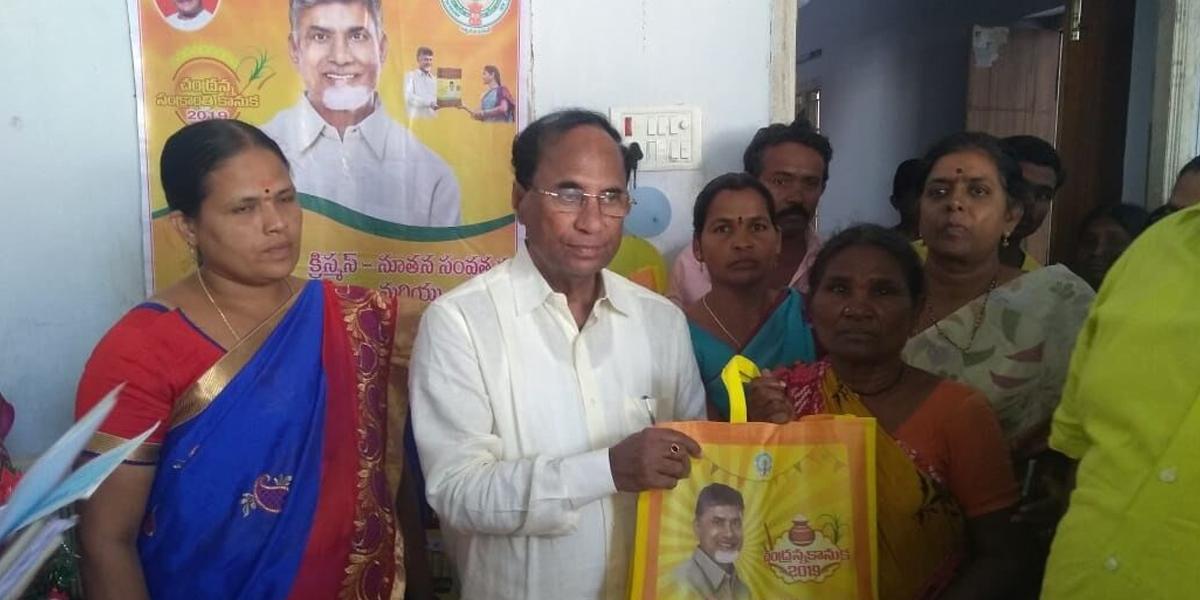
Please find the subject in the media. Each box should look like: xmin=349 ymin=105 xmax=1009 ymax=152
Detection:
xmin=669 ymin=443 xmax=681 ymax=455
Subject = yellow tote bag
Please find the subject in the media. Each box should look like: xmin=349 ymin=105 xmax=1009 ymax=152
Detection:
xmin=629 ymin=356 xmax=878 ymax=599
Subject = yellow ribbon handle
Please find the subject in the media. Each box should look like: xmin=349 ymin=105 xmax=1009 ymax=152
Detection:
xmin=720 ymin=355 xmax=761 ymax=424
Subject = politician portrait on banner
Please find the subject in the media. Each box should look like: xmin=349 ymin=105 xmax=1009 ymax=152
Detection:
xmin=131 ymin=0 xmax=520 ymax=301
xmin=155 ymin=0 xmax=218 ymax=32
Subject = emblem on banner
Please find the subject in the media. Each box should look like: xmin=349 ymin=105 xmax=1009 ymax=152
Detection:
xmin=440 ymin=0 xmax=512 ymax=34
xmin=754 ymin=451 xmax=773 ymax=477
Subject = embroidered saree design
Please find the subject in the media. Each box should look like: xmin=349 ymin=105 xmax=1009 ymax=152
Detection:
xmin=134 ymin=281 xmax=401 ymax=600
xmin=334 ymin=285 xmax=400 ymax=599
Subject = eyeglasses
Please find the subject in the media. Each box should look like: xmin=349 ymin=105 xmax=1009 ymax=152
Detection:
xmin=532 ymin=187 xmax=634 ymax=217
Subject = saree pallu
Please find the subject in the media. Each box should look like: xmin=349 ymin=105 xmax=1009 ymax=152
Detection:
xmin=690 ymin=289 xmax=816 ymax=420
xmin=788 ymin=363 xmax=966 ymax=600
xmin=902 ymin=265 xmax=1094 ymax=457
xmin=138 ymin=280 xmax=400 ymax=600
xmin=479 ymin=86 xmax=515 ymax=121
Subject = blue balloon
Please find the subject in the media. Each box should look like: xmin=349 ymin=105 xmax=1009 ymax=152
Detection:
xmin=625 ymin=186 xmax=672 ymax=238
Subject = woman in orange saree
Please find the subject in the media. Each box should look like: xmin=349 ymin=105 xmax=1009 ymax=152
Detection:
xmin=748 ymin=225 xmax=1024 ymax=599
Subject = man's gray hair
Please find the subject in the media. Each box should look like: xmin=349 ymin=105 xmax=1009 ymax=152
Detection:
xmin=289 ymin=0 xmax=382 ymax=35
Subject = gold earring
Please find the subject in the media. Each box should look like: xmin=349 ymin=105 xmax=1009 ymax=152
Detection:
xmin=1002 ymin=233 xmax=1011 ymax=248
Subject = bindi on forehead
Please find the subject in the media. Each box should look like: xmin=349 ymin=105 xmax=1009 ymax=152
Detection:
xmin=934 ymin=165 xmax=992 ymax=182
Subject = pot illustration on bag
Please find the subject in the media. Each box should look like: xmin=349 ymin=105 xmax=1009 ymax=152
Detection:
xmin=765 ymin=512 xmax=852 ymax=584
xmin=788 ymin=516 xmax=816 ymax=546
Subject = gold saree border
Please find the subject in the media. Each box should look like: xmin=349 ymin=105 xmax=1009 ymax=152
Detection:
xmin=84 ymin=431 xmax=162 ymax=463
xmin=168 ymin=287 xmax=303 ymax=430
xmin=333 ymin=285 xmax=401 ymax=600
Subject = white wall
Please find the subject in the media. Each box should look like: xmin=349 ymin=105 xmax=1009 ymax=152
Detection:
xmin=528 ymin=0 xmax=772 ymax=256
xmin=0 ymin=3 xmax=145 ymax=459
xmin=0 ymin=0 xmax=775 ymax=459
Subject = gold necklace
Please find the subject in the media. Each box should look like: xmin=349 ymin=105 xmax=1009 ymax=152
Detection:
xmin=197 ymin=271 xmax=294 ymax=343
xmin=923 ymin=276 xmax=997 ymax=353
xmin=701 ymin=296 xmax=743 ymax=348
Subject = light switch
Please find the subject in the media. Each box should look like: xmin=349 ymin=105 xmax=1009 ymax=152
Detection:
xmin=608 ymin=105 xmax=703 ymax=171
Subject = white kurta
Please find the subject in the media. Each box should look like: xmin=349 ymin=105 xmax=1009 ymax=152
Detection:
xmin=404 ymin=68 xmax=437 ymax=119
xmin=411 ymin=248 xmax=706 ymax=599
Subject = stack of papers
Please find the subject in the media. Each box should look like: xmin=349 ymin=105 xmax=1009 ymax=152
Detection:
xmin=0 ymin=386 xmax=155 ymax=599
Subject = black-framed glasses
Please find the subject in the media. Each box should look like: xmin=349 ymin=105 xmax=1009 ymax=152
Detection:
xmin=532 ymin=187 xmax=634 ymax=217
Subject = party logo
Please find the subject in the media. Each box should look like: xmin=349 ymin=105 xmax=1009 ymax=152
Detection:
xmin=156 ymin=46 xmax=273 ymax=124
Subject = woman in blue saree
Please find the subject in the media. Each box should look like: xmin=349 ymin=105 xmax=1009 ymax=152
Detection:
xmin=75 ymin=120 xmax=409 ymax=599
xmin=682 ymin=173 xmax=817 ymax=420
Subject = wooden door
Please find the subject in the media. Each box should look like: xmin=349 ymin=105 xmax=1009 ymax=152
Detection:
xmin=1051 ymin=0 xmax=1137 ymax=263
xmin=966 ymin=26 xmax=1063 ymax=264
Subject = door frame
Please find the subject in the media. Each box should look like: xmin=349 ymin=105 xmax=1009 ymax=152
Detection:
xmin=1050 ymin=0 xmax=1138 ymax=263
xmin=1148 ymin=0 xmax=1200 ymax=207
xmin=770 ymin=0 xmax=799 ymax=123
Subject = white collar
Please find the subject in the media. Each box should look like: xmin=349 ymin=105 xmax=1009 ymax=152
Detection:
xmin=509 ymin=245 xmax=633 ymax=318
xmin=289 ymin=94 xmax=389 ymax=160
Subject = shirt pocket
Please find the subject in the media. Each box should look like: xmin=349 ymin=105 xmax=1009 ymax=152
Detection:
xmin=619 ymin=395 xmax=658 ymax=436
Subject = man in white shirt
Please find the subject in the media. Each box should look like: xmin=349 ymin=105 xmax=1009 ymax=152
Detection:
xmin=262 ymin=0 xmax=461 ymax=227
xmin=410 ymin=109 xmax=707 ymax=599
xmin=164 ymin=0 xmax=214 ymax=31
xmin=404 ymin=47 xmax=438 ymax=119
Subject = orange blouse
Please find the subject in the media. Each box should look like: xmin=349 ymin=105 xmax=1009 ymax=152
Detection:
xmin=895 ymin=380 xmax=1020 ymax=518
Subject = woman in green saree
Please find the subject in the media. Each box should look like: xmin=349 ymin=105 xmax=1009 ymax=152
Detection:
xmin=682 ymin=173 xmax=816 ymax=420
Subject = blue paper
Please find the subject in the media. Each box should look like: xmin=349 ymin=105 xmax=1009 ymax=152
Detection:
xmin=0 ymin=384 xmax=157 ymax=541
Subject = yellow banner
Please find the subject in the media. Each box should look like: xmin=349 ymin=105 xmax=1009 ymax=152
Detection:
xmin=133 ymin=0 xmax=520 ymax=298
xmin=630 ymin=419 xmax=878 ymax=600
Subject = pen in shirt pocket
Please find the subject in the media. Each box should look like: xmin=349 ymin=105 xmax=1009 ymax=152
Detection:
xmin=641 ymin=395 xmax=657 ymax=426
